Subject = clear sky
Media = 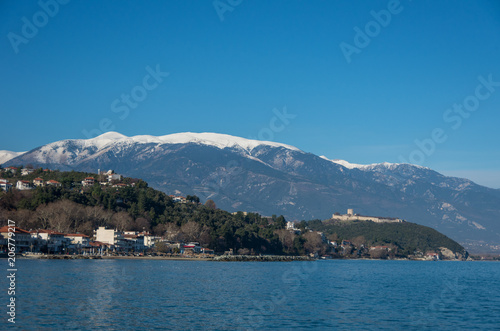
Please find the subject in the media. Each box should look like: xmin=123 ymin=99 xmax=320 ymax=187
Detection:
xmin=1 ymin=0 xmax=500 ymax=188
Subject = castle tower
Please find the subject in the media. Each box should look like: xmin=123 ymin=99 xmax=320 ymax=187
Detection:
xmin=347 ymin=208 xmax=353 ymax=216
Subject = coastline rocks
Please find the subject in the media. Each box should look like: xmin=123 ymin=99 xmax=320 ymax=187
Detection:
xmin=213 ymin=255 xmax=314 ymax=262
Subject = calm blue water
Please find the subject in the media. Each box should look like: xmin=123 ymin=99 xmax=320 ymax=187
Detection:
xmin=3 ymin=259 xmax=500 ymax=330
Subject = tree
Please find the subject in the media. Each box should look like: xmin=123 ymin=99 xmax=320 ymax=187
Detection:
xmin=303 ymin=231 xmax=325 ymax=255
xmin=276 ymin=229 xmax=295 ymax=254
xmin=181 ymin=221 xmax=201 ymax=242
xmin=110 ymin=212 xmax=133 ymax=232
xmin=154 ymin=241 xmax=171 ymax=253
xmin=351 ymin=235 xmax=366 ymax=248
xmin=164 ymin=223 xmax=181 ymax=241
xmin=134 ymin=217 xmax=150 ymax=232
xmin=204 ymin=199 xmax=216 ymax=209
xmin=275 ymin=216 xmax=286 ymax=229
xmin=186 ymin=195 xmax=200 ymax=204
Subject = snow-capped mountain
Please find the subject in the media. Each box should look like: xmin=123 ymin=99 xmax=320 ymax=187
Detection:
xmin=0 ymin=150 xmax=26 ymax=164
xmin=4 ymin=132 xmax=500 ymax=249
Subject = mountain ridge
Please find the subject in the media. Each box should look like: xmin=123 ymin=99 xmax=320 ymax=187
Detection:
xmin=3 ymin=131 xmax=499 ymax=250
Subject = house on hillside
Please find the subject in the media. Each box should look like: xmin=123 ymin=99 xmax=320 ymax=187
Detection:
xmin=170 ymin=195 xmax=187 ymax=203
xmin=46 ymin=180 xmax=62 ymax=187
xmin=82 ymin=177 xmax=95 ymax=187
xmin=16 ymin=180 xmax=33 ymax=190
xmin=0 ymin=179 xmax=12 ymax=191
xmin=21 ymin=168 xmax=34 ymax=176
xmin=5 ymin=167 xmax=17 ymax=173
xmin=108 ymin=173 xmax=122 ymax=182
xmin=33 ymin=178 xmax=44 ymax=187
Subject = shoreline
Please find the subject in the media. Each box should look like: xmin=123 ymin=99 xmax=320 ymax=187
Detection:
xmin=7 ymin=253 xmax=479 ymax=262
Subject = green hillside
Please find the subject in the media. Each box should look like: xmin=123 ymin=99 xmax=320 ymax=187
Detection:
xmin=0 ymin=168 xmax=466 ymax=258
xmin=305 ymin=219 xmax=465 ymax=256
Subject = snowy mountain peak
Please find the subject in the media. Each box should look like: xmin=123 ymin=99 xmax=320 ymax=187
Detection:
xmin=0 ymin=150 xmax=26 ymax=164
xmin=319 ymin=156 xmax=428 ymax=171
xmin=93 ymin=131 xmax=128 ymax=141
xmin=89 ymin=131 xmax=302 ymax=152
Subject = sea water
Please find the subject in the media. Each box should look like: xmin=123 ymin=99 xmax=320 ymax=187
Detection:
xmin=5 ymin=259 xmax=500 ymax=330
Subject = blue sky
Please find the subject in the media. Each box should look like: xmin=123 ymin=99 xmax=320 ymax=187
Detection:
xmin=1 ymin=0 xmax=499 ymax=188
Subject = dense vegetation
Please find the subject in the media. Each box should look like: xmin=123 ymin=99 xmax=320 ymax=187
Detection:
xmin=0 ymin=168 xmax=465 ymax=257
xmin=304 ymin=219 xmax=465 ymax=256
xmin=0 ymin=169 xmax=290 ymax=254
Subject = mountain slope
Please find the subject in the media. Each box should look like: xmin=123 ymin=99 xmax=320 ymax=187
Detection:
xmin=0 ymin=150 xmax=26 ymax=164
xmin=4 ymin=132 xmax=500 ymax=248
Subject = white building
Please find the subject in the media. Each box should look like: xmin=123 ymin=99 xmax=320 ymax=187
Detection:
xmin=0 ymin=179 xmax=12 ymax=191
xmin=82 ymin=177 xmax=95 ymax=187
xmin=0 ymin=226 xmax=32 ymax=253
xmin=46 ymin=180 xmax=62 ymax=187
xmin=16 ymin=180 xmax=33 ymax=190
xmin=21 ymin=168 xmax=34 ymax=176
xmin=30 ymin=229 xmax=71 ymax=253
xmin=143 ymin=234 xmax=160 ymax=248
xmin=94 ymin=227 xmax=123 ymax=246
xmin=108 ymin=173 xmax=122 ymax=182
xmin=65 ymin=233 xmax=90 ymax=248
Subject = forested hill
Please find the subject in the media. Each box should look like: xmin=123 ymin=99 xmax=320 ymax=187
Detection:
xmin=304 ymin=219 xmax=466 ymax=257
xmin=0 ymin=168 xmax=466 ymax=257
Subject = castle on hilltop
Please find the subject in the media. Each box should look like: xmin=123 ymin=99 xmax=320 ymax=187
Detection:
xmin=331 ymin=209 xmax=403 ymax=223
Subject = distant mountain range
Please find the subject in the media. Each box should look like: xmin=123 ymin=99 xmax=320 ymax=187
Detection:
xmin=2 ymin=132 xmax=500 ymax=250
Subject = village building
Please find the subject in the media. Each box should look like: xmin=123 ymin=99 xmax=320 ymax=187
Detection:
xmin=181 ymin=242 xmax=201 ymax=254
xmin=0 ymin=226 xmax=33 ymax=253
xmin=5 ymin=167 xmax=17 ymax=173
xmin=94 ymin=227 xmax=123 ymax=246
xmin=21 ymin=168 xmax=34 ymax=176
xmin=16 ymin=180 xmax=33 ymax=190
xmin=170 ymin=195 xmax=187 ymax=203
xmin=31 ymin=229 xmax=71 ymax=253
xmin=65 ymin=233 xmax=91 ymax=250
xmin=33 ymin=178 xmax=44 ymax=187
xmin=46 ymin=180 xmax=62 ymax=187
xmin=201 ymin=247 xmax=215 ymax=255
xmin=82 ymin=177 xmax=95 ymax=187
xmin=108 ymin=173 xmax=122 ymax=182
xmin=0 ymin=179 xmax=12 ymax=191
